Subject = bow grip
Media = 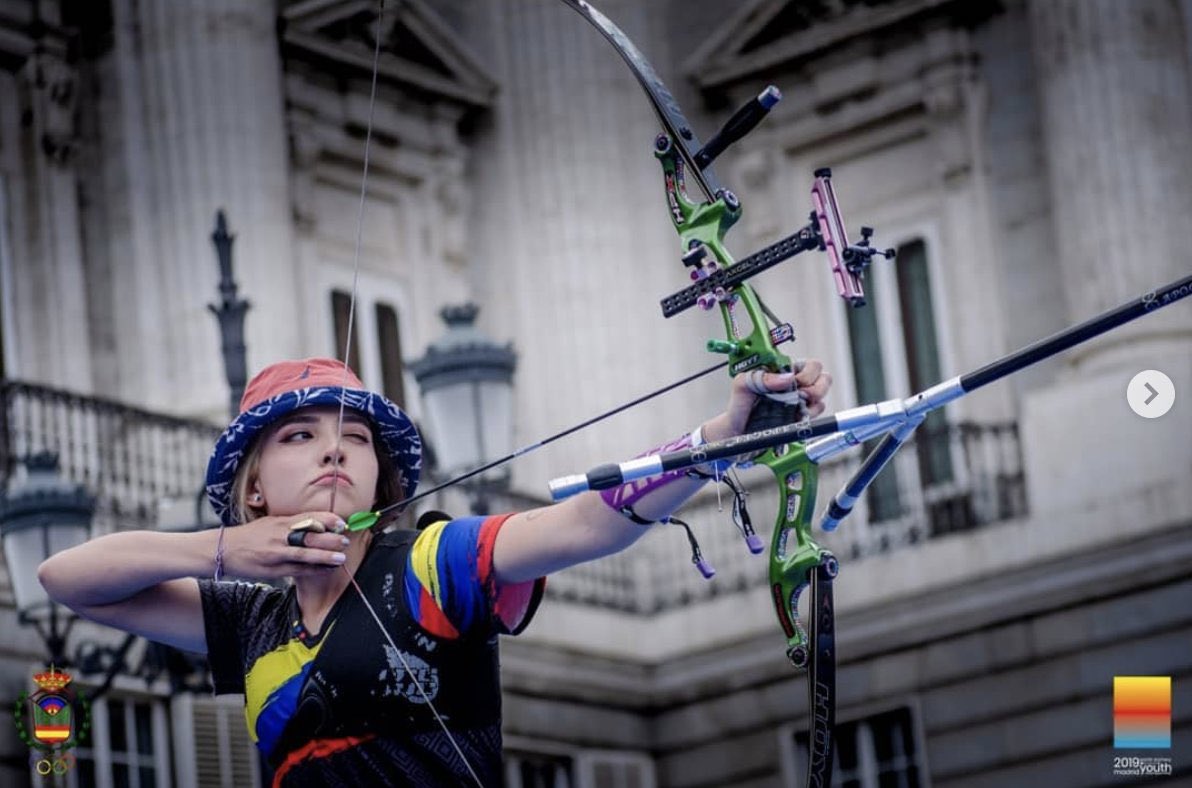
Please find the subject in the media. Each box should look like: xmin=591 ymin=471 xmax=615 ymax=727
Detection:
xmin=745 ymin=392 xmax=807 ymax=434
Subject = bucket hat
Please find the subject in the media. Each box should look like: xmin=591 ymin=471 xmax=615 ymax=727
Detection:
xmin=205 ymin=358 xmax=421 ymax=525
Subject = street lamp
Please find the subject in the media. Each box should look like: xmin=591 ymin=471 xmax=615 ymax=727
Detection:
xmin=0 ymin=452 xmax=94 ymax=666
xmin=209 ymin=209 xmax=251 ymax=420
xmin=410 ymin=304 xmax=517 ymax=513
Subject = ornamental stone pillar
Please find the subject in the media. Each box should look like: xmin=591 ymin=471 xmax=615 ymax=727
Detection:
xmin=102 ymin=0 xmax=299 ymax=415
xmin=11 ymin=47 xmax=94 ymax=388
xmin=1021 ymin=0 xmax=1192 ymax=519
xmin=1028 ymin=0 xmax=1192 ymax=350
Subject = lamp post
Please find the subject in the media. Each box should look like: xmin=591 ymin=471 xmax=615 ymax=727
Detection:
xmin=208 ymin=209 xmax=251 ymax=419
xmin=410 ymin=304 xmax=517 ymax=513
xmin=0 ymin=452 xmax=94 ymax=667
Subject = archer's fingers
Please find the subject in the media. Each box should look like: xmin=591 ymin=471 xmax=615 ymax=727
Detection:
xmin=742 ymin=369 xmax=800 ymax=395
xmin=800 ymin=371 xmax=832 ymax=405
xmin=284 ymin=546 xmax=348 ymax=566
xmin=288 ymin=512 xmax=348 ymax=535
xmin=298 ymin=531 xmax=352 ymax=552
xmin=793 ymin=359 xmax=824 ymax=389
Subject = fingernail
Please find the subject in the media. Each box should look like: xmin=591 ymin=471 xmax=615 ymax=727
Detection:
xmin=334 ymin=519 xmax=347 ymax=532
xmin=332 ymin=552 xmax=347 ymax=563
xmin=340 ymin=536 xmax=350 ymax=547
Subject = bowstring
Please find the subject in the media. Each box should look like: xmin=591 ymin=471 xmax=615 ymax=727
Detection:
xmin=332 ymin=2 xmax=483 ymax=784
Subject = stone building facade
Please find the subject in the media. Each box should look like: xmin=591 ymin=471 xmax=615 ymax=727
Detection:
xmin=0 ymin=1 xmax=1189 ymax=786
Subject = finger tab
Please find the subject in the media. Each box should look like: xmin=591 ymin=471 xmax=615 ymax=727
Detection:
xmin=290 ymin=517 xmax=325 ymax=533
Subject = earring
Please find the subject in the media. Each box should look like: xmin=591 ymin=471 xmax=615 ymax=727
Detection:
xmin=250 ymin=492 xmax=263 ymax=504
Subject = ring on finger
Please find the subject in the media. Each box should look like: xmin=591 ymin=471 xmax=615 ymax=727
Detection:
xmin=286 ymin=530 xmax=307 ymax=548
xmin=290 ymin=517 xmax=324 ymax=533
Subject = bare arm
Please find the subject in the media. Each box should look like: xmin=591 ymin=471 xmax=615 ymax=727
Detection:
xmin=38 ymin=513 xmax=350 ymax=654
xmin=38 ymin=530 xmax=217 ymax=654
xmin=493 ymin=362 xmax=833 ymax=583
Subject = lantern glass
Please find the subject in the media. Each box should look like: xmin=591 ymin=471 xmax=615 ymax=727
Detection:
xmin=3 ymin=520 xmax=90 ymax=620
xmin=422 ymin=381 xmax=483 ymax=476
xmin=420 ymin=378 xmax=515 ymax=481
xmin=411 ymin=303 xmax=518 ymax=490
xmin=477 ymin=379 xmax=513 ymax=469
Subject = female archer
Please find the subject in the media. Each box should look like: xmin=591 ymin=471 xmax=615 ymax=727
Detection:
xmin=38 ymin=355 xmax=830 ymax=786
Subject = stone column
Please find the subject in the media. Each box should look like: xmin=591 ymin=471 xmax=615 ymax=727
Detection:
xmin=1022 ymin=0 xmax=1192 ymax=517
xmin=102 ymin=0 xmax=299 ymax=415
xmin=1028 ymin=0 xmax=1192 ymax=352
xmin=11 ymin=47 xmax=94 ymax=388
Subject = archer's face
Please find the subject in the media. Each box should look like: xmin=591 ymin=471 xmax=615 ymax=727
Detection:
xmin=251 ymin=406 xmax=380 ymax=520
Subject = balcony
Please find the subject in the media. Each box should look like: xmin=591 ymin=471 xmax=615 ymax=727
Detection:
xmin=0 ymin=380 xmax=1026 ymax=616
xmin=0 ymin=380 xmax=220 ymax=537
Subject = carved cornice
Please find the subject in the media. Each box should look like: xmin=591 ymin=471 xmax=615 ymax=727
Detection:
xmin=280 ymin=0 xmax=496 ymax=111
xmin=0 ymin=8 xmax=70 ymax=74
xmin=19 ymin=48 xmax=78 ymax=165
xmin=685 ymin=0 xmax=1001 ymax=95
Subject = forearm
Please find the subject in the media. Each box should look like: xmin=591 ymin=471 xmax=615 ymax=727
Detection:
xmin=38 ymin=529 xmax=219 ymax=609
xmin=495 ymin=415 xmax=731 ymax=582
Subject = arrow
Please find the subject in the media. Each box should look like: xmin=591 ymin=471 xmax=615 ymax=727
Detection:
xmin=1144 ymin=382 xmax=1159 ymax=405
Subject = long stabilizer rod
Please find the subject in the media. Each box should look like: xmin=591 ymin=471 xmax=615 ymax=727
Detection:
xmin=548 ymin=273 xmax=1192 ymax=499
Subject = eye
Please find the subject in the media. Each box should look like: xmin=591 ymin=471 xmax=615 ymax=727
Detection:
xmin=278 ymin=429 xmax=314 ymax=443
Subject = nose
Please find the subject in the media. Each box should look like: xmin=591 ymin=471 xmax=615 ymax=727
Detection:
xmin=321 ymin=442 xmax=345 ymax=466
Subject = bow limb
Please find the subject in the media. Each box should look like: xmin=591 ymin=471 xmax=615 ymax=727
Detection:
xmin=555 ymin=0 xmax=724 ymax=202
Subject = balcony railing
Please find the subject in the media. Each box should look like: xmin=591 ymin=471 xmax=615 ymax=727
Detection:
xmin=0 ymin=381 xmax=1027 ymax=616
xmin=0 ymin=380 xmax=220 ymax=534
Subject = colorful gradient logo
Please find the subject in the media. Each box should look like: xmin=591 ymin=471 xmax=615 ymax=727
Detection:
xmin=1114 ymin=676 xmax=1171 ymax=749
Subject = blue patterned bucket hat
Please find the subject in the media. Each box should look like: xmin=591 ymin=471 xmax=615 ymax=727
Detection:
xmin=205 ymin=358 xmax=421 ymax=525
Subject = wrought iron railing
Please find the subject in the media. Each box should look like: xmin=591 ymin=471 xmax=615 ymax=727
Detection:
xmin=0 ymin=380 xmax=220 ymax=534
xmin=545 ymin=421 xmax=1026 ymax=613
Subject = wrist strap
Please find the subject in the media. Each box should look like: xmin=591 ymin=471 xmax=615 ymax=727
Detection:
xmin=599 ymin=428 xmax=705 ymax=523
xmin=213 ymin=524 xmax=227 ymax=581
xmin=690 ymin=425 xmax=735 ymax=478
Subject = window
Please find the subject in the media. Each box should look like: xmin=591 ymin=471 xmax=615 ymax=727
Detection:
xmin=844 ymin=238 xmax=950 ymax=527
xmin=375 ymin=302 xmax=407 ymax=408
xmin=68 ymin=694 xmax=169 ymax=788
xmin=506 ymin=750 xmax=574 ymax=788
xmin=506 ymin=747 xmax=655 ymax=788
xmin=330 ymin=290 xmax=362 ymax=376
xmin=845 ymin=277 xmax=902 ymax=523
xmin=895 ymin=241 xmax=951 ymax=489
xmin=329 ymin=290 xmax=408 ymax=408
xmin=790 ymin=707 xmax=925 ymax=788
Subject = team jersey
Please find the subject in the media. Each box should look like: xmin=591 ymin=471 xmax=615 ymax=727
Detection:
xmin=198 ymin=514 xmax=544 ymax=786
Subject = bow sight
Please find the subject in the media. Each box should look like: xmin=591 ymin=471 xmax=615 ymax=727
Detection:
xmin=660 ymin=165 xmax=895 ymax=319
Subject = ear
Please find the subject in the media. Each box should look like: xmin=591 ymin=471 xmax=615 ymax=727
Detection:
xmin=249 ymin=481 xmax=266 ymax=507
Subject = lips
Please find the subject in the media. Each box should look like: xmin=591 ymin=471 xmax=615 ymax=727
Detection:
xmin=311 ymin=471 xmax=352 ymax=487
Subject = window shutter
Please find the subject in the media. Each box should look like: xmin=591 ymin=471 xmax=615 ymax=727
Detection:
xmin=173 ymin=694 xmax=259 ymax=788
xmin=575 ymin=751 xmax=656 ymax=788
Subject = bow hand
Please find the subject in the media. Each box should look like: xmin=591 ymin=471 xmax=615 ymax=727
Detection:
xmin=710 ymin=360 xmax=832 ymax=441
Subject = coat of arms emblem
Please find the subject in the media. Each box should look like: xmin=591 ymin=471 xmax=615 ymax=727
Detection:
xmin=12 ymin=666 xmax=90 ymax=774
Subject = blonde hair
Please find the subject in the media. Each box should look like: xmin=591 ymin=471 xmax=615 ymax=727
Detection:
xmin=228 ymin=415 xmax=406 ymax=529
xmin=229 ymin=441 xmax=267 ymax=525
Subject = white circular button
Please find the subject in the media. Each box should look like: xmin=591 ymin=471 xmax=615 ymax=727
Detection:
xmin=1127 ymin=370 xmax=1175 ymax=419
